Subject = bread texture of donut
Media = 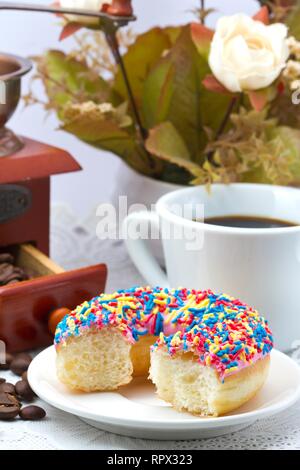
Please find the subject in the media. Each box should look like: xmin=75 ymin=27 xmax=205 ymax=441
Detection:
xmin=150 ymin=350 xmax=270 ymax=416
xmin=55 ymin=287 xmax=273 ymax=416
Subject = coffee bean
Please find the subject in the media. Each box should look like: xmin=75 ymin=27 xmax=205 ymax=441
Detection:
xmin=21 ymin=371 xmax=27 ymax=382
xmin=15 ymin=380 xmax=35 ymax=401
xmin=15 ymin=353 xmax=32 ymax=362
xmin=0 ymin=263 xmax=14 ymax=284
xmin=0 ymin=378 xmax=5 ymax=384
xmin=10 ymin=355 xmax=31 ymax=376
xmin=19 ymin=405 xmax=46 ymax=421
xmin=0 ymin=352 xmax=14 ymax=370
xmin=0 ymin=254 xmax=30 ymax=286
xmin=13 ymin=267 xmax=29 ymax=280
xmin=0 ymin=405 xmax=20 ymax=420
xmin=5 ymin=272 xmax=24 ymax=283
xmin=0 ymin=382 xmax=15 ymax=395
xmin=6 ymin=279 xmax=20 ymax=285
xmin=0 ymin=392 xmax=21 ymax=422
xmin=0 ymin=392 xmax=19 ymax=407
xmin=9 ymin=267 xmax=28 ymax=281
xmin=10 ymin=358 xmax=29 ymax=375
xmin=0 ymin=253 xmax=14 ymax=264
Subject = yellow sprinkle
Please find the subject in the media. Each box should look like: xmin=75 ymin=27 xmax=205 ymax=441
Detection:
xmin=165 ymin=310 xmax=176 ymax=324
xmin=171 ymin=336 xmax=180 ymax=347
xmin=115 ymin=296 xmax=134 ymax=302
xmin=83 ymin=308 xmax=91 ymax=317
xmin=225 ymin=366 xmax=238 ymax=373
xmin=199 ymin=298 xmax=209 ymax=308
xmin=117 ymin=304 xmax=123 ymax=317
xmin=205 ymin=356 xmax=211 ymax=366
xmin=203 ymin=312 xmax=216 ymax=321
xmin=240 ymin=351 xmax=246 ymax=362
xmin=104 ymin=305 xmax=117 ymax=313
xmin=159 ymin=292 xmax=168 ymax=299
xmin=209 ymin=344 xmax=219 ymax=354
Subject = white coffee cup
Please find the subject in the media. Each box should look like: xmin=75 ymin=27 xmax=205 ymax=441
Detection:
xmin=123 ymin=183 xmax=300 ymax=351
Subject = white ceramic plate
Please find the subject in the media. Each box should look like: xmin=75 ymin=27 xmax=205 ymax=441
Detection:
xmin=28 ymin=347 xmax=300 ymax=440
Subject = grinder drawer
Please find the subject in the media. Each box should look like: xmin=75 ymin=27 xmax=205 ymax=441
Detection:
xmin=0 ymin=244 xmax=107 ymax=352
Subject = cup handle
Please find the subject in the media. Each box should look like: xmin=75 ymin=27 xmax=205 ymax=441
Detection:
xmin=122 ymin=211 xmax=169 ymax=287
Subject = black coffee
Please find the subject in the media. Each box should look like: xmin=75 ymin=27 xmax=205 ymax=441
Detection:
xmin=200 ymin=215 xmax=297 ymax=229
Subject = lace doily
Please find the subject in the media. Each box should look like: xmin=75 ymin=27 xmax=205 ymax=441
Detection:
xmin=0 ymin=204 xmax=300 ymax=450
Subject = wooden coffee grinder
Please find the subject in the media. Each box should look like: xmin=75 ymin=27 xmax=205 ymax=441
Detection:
xmin=0 ymin=53 xmax=107 ymax=353
xmin=0 ymin=1 xmax=136 ymax=352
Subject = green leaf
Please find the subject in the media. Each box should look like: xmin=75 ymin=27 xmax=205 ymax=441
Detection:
xmin=199 ymin=86 xmax=233 ymax=133
xmin=163 ymin=26 xmax=182 ymax=44
xmin=143 ymin=26 xmax=234 ymax=163
xmin=113 ymin=28 xmax=172 ymax=106
xmin=141 ymin=60 xmax=174 ymax=128
xmin=145 ymin=122 xmax=201 ymax=176
xmin=142 ymin=26 xmax=209 ymax=162
xmin=37 ymin=50 xmax=116 ymax=112
xmin=61 ymin=102 xmax=152 ymax=175
xmin=286 ymin=2 xmax=300 ymax=40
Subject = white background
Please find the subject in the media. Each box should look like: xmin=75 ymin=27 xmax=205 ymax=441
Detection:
xmin=0 ymin=0 xmax=256 ymax=217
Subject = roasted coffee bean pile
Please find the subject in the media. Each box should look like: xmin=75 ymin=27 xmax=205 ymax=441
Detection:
xmin=0 ymin=352 xmax=46 ymax=421
xmin=0 ymin=253 xmax=29 ymax=286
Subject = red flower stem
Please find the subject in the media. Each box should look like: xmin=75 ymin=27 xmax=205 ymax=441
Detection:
xmin=206 ymin=95 xmax=238 ymax=164
xmin=214 ymin=96 xmax=237 ymax=140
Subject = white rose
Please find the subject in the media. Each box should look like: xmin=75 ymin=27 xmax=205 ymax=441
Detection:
xmin=208 ymin=13 xmax=289 ymax=92
xmin=60 ymin=0 xmax=111 ymax=25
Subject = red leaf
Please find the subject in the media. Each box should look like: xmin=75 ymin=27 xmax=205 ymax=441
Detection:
xmin=202 ymin=75 xmax=231 ymax=94
xmin=253 ymin=6 xmax=269 ymax=25
xmin=191 ymin=22 xmax=214 ymax=57
xmin=59 ymin=22 xmax=82 ymax=41
xmin=248 ymin=90 xmax=268 ymax=111
xmin=191 ymin=23 xmax=214 ymax=43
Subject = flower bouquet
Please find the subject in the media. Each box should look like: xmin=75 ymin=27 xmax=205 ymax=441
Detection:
xmin=29 ymin=0 xmax=300 ymax=186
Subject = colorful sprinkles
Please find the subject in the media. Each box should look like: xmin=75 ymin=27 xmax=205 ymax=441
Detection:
xmin=54 ymin=287 xmax=273 ymax=380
